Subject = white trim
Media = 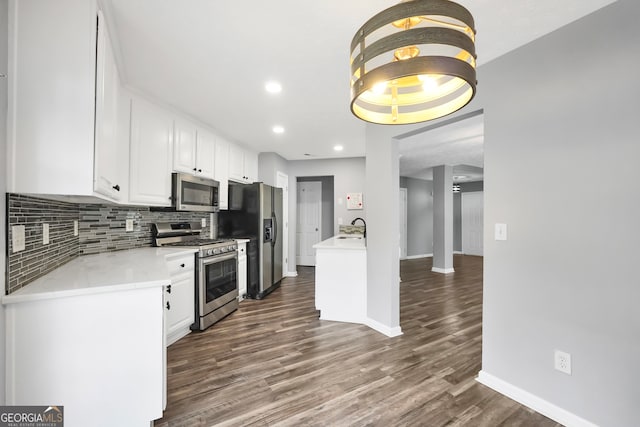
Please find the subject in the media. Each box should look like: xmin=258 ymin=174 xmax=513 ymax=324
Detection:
xmin=403 ymin=253 xmax=433 ymax=260
xmin=365 ymin=318 xmax=403 ymax=338
xmin=454 ymin=251 xmax=464 ymax=255
xmin=284 ymin=271 xmax=298 ymax=278
xmin=431 ymin=267 xmax=455 ymax=274
xmin=476 ymin=371 xmax=598 ymax=427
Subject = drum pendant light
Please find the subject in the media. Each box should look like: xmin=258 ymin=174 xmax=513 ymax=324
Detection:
xmin=350 ymin=0 xmax=477 ymax=125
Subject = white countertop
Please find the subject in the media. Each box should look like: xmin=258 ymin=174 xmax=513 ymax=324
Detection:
xmin=2 ymin=247 xmax=197 ymax=305
xmin=313 ymin=235 xmax=366 ymax=251
xmin=236 ymin=238 xmax=250 ymax=243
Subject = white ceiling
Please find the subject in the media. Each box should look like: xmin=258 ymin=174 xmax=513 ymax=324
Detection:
xmin=104 ymin=0 xmax=617 ymax=174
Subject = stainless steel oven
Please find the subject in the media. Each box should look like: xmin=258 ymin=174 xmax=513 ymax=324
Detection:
xmin=196 ymin=246 xmax=238 ymax=330
xmin=152 ymin=222 xmax=238 ymax=331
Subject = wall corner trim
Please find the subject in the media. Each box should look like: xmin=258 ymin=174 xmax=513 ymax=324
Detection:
xmin=431 ymin=267 xmax=455 ymax=274
xmin=365 ymin=318 xmax=403 ymax=338
xmin=404 ymin=253 xmax=433 ymax=260
xmin=476 ymin=370 xmax=598 ymax=427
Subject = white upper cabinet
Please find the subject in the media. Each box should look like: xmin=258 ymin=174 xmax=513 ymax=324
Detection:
xmin=214 ymin=137 xmax=230 ymax=210
xmin=172 ymin=119 xmax=198 ymax=175
xmin=173 ymin=119 xmax=216 ymax=180
xmin=228 ymin=144 xmax=258 ymax=184
xmin=129 ymin=97 xmax=173 ymax=206
xmin=8 ymin=0 xmax=128 ymax=200
xmin=196 ymin=129 xmax=216 ymax=180
xmin=94 ymin=10 xmax=128 ymax=202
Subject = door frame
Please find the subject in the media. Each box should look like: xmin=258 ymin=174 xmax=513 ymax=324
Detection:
xmin=276 ymin=171 xmax=289 ymax=277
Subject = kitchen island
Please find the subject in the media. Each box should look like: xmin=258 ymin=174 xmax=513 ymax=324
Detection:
xmin=2 ymin=247 xmax=196 ymax=427
xmin=313 ymin=234 xmax=366 ymax=324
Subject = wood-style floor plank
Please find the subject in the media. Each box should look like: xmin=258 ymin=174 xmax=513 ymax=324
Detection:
xmin=155 ymin=255 xmax=562 ymax=427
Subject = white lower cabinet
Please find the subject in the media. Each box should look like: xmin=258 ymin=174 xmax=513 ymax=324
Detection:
xmin=237 ymin=240 xmax=248 ymax=300
xmin=164 ymin=253 xmax=195 ymax=346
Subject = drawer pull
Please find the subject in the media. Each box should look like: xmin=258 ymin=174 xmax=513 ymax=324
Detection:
xmin=180 ymin=263 xmax=185 ymax=268
xmin=166 ymin=301 xmax=171 ymax=310
xmin=166 ymin=285 xmax=171 ymax=294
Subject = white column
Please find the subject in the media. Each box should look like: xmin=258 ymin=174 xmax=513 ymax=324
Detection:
xmin=432 ymin=165 xmax=454 ymax=273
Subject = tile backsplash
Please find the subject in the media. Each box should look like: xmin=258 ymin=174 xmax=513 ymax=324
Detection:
xmin=6 ymin=194 xmax=213 ymax=294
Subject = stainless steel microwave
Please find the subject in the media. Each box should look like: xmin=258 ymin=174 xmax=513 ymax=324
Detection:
xmin=172 ymin=173 xmax=220 ymax=212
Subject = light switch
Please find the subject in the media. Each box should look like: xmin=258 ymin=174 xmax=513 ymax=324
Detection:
xmin=125 ymin=219 xmax=134 ymax=232
xmin=495 ymin=223 xmax=507 ymax=241
xmin=201 ymin=217 xmax=207 ymax=227
xmin=12 ymin=225 xmax=26 ymax=252
xmin=43 ymin=223 xmax=50 ymax=245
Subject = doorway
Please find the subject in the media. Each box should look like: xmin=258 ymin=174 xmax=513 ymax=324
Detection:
xmin=462 ymin=191 xmax=484 ymax=256
xmin=296 ymin=181 xmax=322 ymax=266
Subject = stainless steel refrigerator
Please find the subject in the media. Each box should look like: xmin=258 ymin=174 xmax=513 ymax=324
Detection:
xmin=218 ymin=182 xmax=283 ymax=299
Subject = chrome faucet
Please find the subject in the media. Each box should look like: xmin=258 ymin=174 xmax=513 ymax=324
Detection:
xmin=350 ymin=217 xmax=366 ymax=238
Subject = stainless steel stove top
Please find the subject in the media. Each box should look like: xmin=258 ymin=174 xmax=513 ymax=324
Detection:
xmin=152 ymin=222 xmax=237 ymax=257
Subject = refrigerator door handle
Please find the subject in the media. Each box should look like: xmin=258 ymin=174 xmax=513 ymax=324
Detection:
xmin=272 ymin=213 xmax=277 ymax=247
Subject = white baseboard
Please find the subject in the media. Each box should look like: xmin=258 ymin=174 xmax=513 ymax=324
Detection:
xmin=454 ymin=251 xmax=464 ymax=254
xmin=431 ymin=267 xmax=455 ymax=274
xmin=365 ymin=317 xmax=403 ymax=338
xmin=403 ymin=253 xmax=433 ymax=260
xmin=284 ymin=271 xmax=298 ymax=277
xmin=476 ymin=371 xmax=598 ymax=427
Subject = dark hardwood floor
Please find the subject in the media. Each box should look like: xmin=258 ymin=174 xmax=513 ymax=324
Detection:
xmin=155 ymin=255 xmax=561 ymax=427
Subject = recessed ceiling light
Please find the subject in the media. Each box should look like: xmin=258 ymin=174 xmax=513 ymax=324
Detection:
xmin=272 ymin=125 xmax=285 ymax=134
xmin=333 ymin=145 xmax=344 ymax=151
xmin=265 ymin=81 xmax=282 ymax=94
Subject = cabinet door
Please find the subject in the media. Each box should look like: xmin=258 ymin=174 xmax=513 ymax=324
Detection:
xmin=228 ymin=143 xmax=246 ymax=182
xmin=129 ymin=98 xmax=173 ymax=206
xmin=94 ymin=11 xmax=126 ymax=201
xmin=244 ymin=150 xmax=258 ymax=183
xmin=214 ymin=137 xmax=230 ymax=210
xmin=196 ymin=129 xmax=216 ymax=180
xmin=166 ymin=274 xmax=195 ymax=346
xmin=173 ymin=119 xmax=197 ymax=174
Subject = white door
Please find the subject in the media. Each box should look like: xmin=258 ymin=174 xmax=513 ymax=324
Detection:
xmin=296 ymin=181 xmax=322 ymax=266
xmin=462 ymin=191 xmax=484 ymax=256
xmin=276 ymin=172 xmax=289 ymax=276
xmin=399 ymin=188 xmax=407 ymax=259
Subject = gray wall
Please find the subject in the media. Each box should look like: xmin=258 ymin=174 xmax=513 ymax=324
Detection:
xmin=0 ymin=0 xmax=7 ymax=405
xmin=258 ymin=152 xmax=289 ymax=187
xmin=286 ymin=157 xmax=365 ymax=273
xmin=400 ymin=176 xmax=433 ymax=257
xmin=297 ymin=176 xmax=334 ymax=241
xmin=481 ymin=1 xmax=639 ymax=426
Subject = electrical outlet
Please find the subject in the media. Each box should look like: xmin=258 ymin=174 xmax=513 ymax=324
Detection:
xmin=201 ymin=217 xmax=207 ymax=227
xmin=554 ymin=350 xmax=572 ymax=375
xmin=125 ymin=219 xmax=134 ymax=232
xmin=12 ymin=225 xmax=26 ymax=252
xmin=42 ymin=223 xmax=50 ymax=245
xmin=73 ymin=220 xmax=78 ymax=237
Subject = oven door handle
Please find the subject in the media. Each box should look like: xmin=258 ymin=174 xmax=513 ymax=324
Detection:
xmin=201 ymin=252 xmax=237 ymax=265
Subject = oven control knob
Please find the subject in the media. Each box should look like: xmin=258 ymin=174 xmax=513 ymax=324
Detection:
xmin=220 ymin=246 xmax=227 ymax=253
xmin=206 ymin=249 xmax=214 ymax=256
xmin=214 ymin=248 xmax=221 ymax=255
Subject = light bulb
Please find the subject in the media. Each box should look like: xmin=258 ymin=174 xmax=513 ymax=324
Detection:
xmin=419 ymin=74 xmax=439 ymax=92
xmin=372 ymin=81 xmax=387 ymax=94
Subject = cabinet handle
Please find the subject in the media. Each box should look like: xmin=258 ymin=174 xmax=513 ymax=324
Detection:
xmin=193 ymin=167 xmax=197 ymax=171
xmin=198 ymin=169 xmax=202 ymax=173
xmin=180 ymin=263 xmax=185 ymax=268
xmin=166 ymin=285 xmax=171 ymax=294
xmin=166 ymin=301 xmax=171 ymax=310
xmin=112 ymin=184 xmax=120 ymax=191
